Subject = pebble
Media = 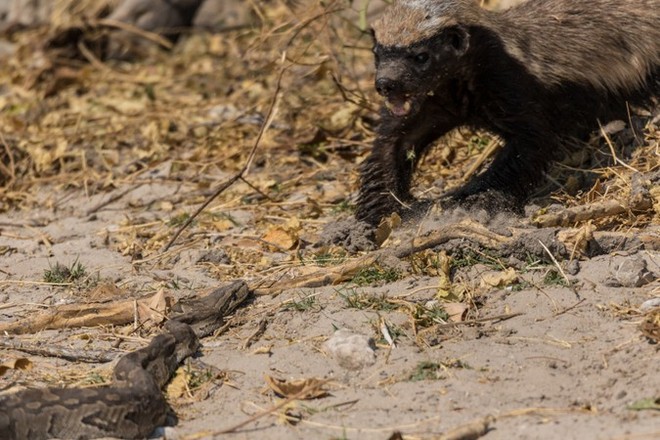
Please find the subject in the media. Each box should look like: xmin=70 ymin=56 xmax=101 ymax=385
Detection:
xmin=325 ymin=329 xmax=376 ymax=371
xmin=640 ymin=297 xmax=660 ymax=312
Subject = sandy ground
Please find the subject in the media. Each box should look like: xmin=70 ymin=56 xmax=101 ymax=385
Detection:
xmin=0 ymin=1 xmax=659 ymax=439
xmin=1 ymin=181 xmax=658 ymax=439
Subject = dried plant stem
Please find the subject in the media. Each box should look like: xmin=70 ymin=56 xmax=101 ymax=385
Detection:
xmin=163 ymin=52 xmax=288 ymax=252
xmin=537 ymin=239 xmax=580 ymax=299
xmin=96 ymin=18 xmax=173 ymax=49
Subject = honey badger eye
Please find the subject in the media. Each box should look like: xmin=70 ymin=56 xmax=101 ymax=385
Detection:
xmin=414 ymin=52 xmax=429 ymax=63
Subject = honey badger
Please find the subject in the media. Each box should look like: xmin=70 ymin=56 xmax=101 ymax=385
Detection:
xmin=355 ymin=0 xmax=660 ymax=225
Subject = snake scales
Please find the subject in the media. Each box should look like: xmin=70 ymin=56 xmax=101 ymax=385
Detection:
xmin=0 ymin=280 xmax=250 ymax=440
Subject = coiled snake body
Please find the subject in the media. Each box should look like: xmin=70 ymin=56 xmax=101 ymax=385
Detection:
xmin=0 ymin=281 xmax=249 ymax=440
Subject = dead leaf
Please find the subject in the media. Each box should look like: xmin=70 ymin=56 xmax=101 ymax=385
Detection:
xmin=279 ymin=402 xmax=303 ymax=425
xmin=557 ymin=223 xmax=595 ymax=260
xmin=374 ymin=212 xmax=401 ymax=247
xmin=628 ymin=397 xmax=660 ymax=411
xmin=444 ymin=302 xmax=468 ymax=323
xmin=210 ymin=218 xmax=235 ymax=232
xmin=136 ymin=288 xmax=170 ymax=326
xmin=0 ymin=358 xmax=33 ymax=377
xmin=262 ymin=227 xmax=296 ymax=250
xmin=252 ymin=345 xmax=273 ymax=355
xmin=166 ymin=368 xmax=190 ymax=400
xmin=323 ymin=103 xmax=359 ymax=132
xmin=434 ymin=251 xmax=453 ymax=298
xmin=480 ymin=268 xmax=518 ymax=288
xmin=262 ymin=218 xmax=301 ymax=251
xmin=649 ymin=185 xmax=660 ymax=220
xmin=86 ymin=281 xmax=123 ymax=301
xmin=264 ymin=375 xmax=329 ymax=399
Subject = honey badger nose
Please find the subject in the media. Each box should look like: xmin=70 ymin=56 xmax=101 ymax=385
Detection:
xmin=375 ymin=78 xmax=400 ymax=96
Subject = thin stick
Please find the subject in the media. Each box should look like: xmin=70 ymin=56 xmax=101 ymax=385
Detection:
xmin=193 ymin=380 xmax=328 ymax=437
xmin=598 ymin=121 xmax=639 ymax=173
xmin=0 ymin=133 xmax=16 ymax=187
xmin=537 ymin=239 xmax=580 ymax=299
xmin=537 ymin=240 xmax=571 ymax=286
xmin=86 ymin=185 xmax=140 ymax=215
xmin=96 ymin=18 xmax=173 ymax=49
xmin=0 ymin=339 xmax=117 ymax=363
xmin=462 ymin=137 xmax=501 ymax=182
xmin=163 ymin=52 xmax=288 ymax=252
xmin=431 ymin=312 xmax=523 ymax=330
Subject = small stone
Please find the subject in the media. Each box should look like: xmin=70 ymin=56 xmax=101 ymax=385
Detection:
xmin=325 ymin=329 xmax=376 ymax=371
xmin=613 ymin=256 xmax=656 ymax=288
xmin=565 ymin=259 xmax=580 ymax=276
xmin=196 ymin=248 xmax=231 ymax=265
xmin=640 ymin=297 xmax=660 ymax=312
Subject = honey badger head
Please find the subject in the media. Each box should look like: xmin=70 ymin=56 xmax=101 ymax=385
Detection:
xmin=371 ymin=0 xmax=482 ymax=117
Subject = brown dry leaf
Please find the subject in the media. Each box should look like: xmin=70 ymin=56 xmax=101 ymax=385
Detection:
xmin=25 ymin=138 xmax=68 ymax=173
xmin=480 ymin=268 xmax=518 ymax=288
xmin=264 ymin=375 xmax=329 ymax=399
xmin=557 ymin=223 xmax=596 ymax=260
xmin=136 ymin=289 xmax=170 ymax=327
xmin=159 ymin=201 xmax=175 ymax=212
xmin=98 ymin=96 xmax=147 ymax=116
xmin=278 ymin=402 xmax=303 ymax=426
xmin=86 ymin=281 xmax=123 ymax=302
xmin=262 ymin=217 xmax=301 ymax=251
xmin=374 ymin=212 xmax=401 ymax=247
xmin=639 ymin=308 xmax=660 ymax=343
xmin=444 ymin=302 xmax=468 ymax=323
xmin=252 ymin=345 xmax=274 ymax=355
xmin=0 ymin=358 xmax=33 ymax=377
xmin=166 ymin=368 xmax=190 ymax=400
xmin=262 ymin=226 xmax=296 ymax=250
xmin=210 ymin=218 xmax=235 ymax=232
xmin=434 ymin=251 xmax=453 ymax=299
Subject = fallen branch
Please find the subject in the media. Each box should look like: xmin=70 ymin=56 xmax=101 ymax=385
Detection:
xmin=430 ymin=312 xmax=523 ymax=331
xmin=253 ymin=220 xmax=510 ymax=295
xmin=533 ymin=173 xmax=654 ymax=228
xmin=0 ymin=340 xmax=117 ymax=363
xmin=436 ymin=415 xmax=494 ymax=440
xmin=0 ymin=291 xmax=162 ymax=335
xmin=394 ymin=220 xmax=510 ymax=258
xmin=96 ymin=18 xmax=174 ymax=49
xmin=0 ymin=281 xmax=249 ymax=336
xmin=252 ymin=254 xmax=379 ymax=294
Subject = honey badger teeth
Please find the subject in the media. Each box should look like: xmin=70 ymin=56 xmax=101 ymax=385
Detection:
xmin=385 ymin=99 xmax=412 ymax=117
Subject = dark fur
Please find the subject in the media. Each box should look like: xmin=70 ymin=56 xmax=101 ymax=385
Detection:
xmin=356 ymin=0 xmax=659 ymax=225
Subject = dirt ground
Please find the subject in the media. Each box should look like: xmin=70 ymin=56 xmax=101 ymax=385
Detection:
xmin=0 ymin=1 xmax=659 ymax=439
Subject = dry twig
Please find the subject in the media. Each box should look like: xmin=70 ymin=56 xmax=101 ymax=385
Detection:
xmin=163 ymin=52 xmax=289 ymax=251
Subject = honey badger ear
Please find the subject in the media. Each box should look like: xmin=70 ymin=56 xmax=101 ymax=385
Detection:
xmin=446 ymin=25 xmax=470 ymax=56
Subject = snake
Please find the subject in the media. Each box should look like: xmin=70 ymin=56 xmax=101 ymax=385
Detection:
xmin=0 ymin=280 xmax=250 ymax=440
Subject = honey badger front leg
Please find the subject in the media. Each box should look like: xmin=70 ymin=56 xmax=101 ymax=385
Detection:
xmin=356 ymin=104 xmax=457 ymax=225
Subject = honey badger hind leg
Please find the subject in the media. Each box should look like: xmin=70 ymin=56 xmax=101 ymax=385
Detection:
xmin=356 ymin=105 xmax=458 ymax=225
xmin=443 ymin=130 xmax=561 ymax=213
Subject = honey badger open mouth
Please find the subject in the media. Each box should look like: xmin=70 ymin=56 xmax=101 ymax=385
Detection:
xmin=384 ymin=95 xmax=417 ymax=117
xmin=385 ymin=98 xmax=411 ymax=117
